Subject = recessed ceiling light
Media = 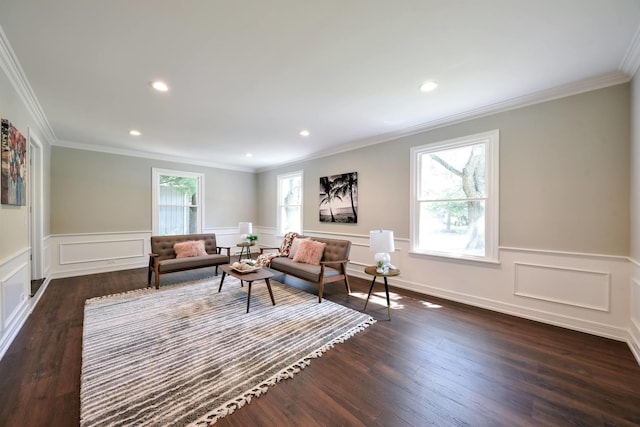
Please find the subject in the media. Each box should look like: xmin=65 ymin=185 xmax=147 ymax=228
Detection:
xmin=420 ymin=81 xmax=438 ymax=92
xmin=129 ymin=130 xmax=141 ymax=136
xmin=150 ymin=80 xmax=169 ymax=92
xmin=300 ymin=130 xmax=310 ymax=137
xmin=245 ymin=153 xmax=253 ymax=158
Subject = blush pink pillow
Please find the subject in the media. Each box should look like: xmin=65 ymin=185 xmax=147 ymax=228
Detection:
xmin=288 ymin=238 xmax=311 ymax=259
xmin=292 ymin=240 xmax=326 ymax=265
xmin=174 ymin=240 xmax=207 ymax=258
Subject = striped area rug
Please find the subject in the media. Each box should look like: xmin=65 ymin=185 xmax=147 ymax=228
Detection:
xmin=80 ymin=276 xmax=374 ymax=426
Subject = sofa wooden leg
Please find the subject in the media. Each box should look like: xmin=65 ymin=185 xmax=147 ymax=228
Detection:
xmin=155 ymin=272 xmax=160 ymax=290
xmin=344 ymin=275 xmax=352 ymax=294
xmin=318 ymin=283 xmax=324 ymax=303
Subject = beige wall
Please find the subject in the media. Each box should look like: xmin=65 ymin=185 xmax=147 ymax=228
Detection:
xmin=259 ymin=83 xmax=630 ymax=256
xmin=51 ymin=147 xmax=257 ymax=234
xmin=0 ymin=63 xmax=51 ymax=261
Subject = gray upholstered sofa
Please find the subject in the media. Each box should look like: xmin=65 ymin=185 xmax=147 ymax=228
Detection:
xmin=148 ymin=233 xmax=230 ymax=289
xmin=261 ymin=235 xmax=351 ymax=302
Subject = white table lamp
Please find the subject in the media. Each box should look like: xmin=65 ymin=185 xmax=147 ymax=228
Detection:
xmin=370 ymin=230 xmax=395 ymax=272
xmin=239 ymin=222 xmax=252 ymax=242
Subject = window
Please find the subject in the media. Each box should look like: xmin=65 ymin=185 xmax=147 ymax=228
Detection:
xmin=411 ymin=130 xmax=499 ymax=262
xmin=277 ymin=171 xmax=303 ymax=235
xmin=152 ymin=168 xmax=204 ymax=236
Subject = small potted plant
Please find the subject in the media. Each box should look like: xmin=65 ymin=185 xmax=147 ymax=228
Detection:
xmin=376 ymin=260 xmax=384 ymax=273
xmin=247 ymin=234 xmax=259 ymax=245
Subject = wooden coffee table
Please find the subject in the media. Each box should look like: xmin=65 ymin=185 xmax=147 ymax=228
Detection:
xmin=218 ymin=264 xmax=275 ymax=313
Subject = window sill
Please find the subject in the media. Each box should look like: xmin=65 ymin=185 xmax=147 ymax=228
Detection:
xmin=409 ymin=250 xmax=501 ymax=266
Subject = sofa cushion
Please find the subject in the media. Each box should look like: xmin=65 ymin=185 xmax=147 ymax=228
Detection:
xmin=269 ymin=257 xmax=340 ymax=282
xmin=158 ymin=254 xmax=228 ymax=273
xmin=174 ymin=240 xmax=207 ymax=258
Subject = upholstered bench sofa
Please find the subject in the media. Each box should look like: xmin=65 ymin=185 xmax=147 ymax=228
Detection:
xmin=148 ymin=233 xmax=230 ymax=289
xmin=260 ymin=235 xmax=351 ymax=303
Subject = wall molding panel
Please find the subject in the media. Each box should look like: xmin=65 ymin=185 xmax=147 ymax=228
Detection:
xmin=48 ymin=232 xmax=151 ymax=278
xmin=0 ymin=248 xmax=30 ymax=360
xmin=59 ymin=238 xmax=146 ymax=265
xmin=513 ymin=262 xmax=610 ymax=312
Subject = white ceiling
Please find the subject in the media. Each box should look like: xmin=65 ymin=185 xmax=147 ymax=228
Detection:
xmin=1 ymin=1 xmax=640 ymax=172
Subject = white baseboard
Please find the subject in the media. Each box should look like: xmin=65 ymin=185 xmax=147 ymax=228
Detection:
xmin=29 ymin=276 xmax=51 ymax=313
xmin=629 ymin=318 xmax=640 ymax=365
xmin=0 ymin=299 xmax=29 ymax=361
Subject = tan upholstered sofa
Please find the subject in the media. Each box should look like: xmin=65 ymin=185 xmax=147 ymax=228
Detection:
xmin=261 ymin=235 xmax=351 ymax=303
xmin=148 ymin=233 xmax=230 ymax=289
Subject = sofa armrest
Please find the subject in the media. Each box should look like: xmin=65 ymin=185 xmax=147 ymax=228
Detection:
xmin=216 ymin=246 xmax=231 ymax=257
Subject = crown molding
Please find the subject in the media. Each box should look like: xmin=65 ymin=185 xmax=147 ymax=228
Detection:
xmin=0 ymin=25 xmax=56 ymax=145
xmin=621 ymin=23 xmax=640 ymax=76
xmin=53 ymin=139 xmax=255 ymax=173
xmin=258 ymin=71 xmax=631 ymax=173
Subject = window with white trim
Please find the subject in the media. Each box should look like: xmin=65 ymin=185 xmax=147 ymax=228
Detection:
xmin=277 ymin=171 xmax=303 ymax=235
xmin=411 ymin=130 xmax=499 ymax=262
xmin=152 ymin=168 xmax=204 ymax=236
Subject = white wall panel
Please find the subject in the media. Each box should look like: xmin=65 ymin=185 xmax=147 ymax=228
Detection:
xmin=2 ymin=263 xmax=28 ymax=326
xmin=59 ymin=238 xmax=145 ymax=265
xmin=514 ymin=262 xmax=610 ymax=311
xmin=0 ymin=248 xmax=30 ymax=360
xmin=49 ymin=232 xmax=151 ymax=278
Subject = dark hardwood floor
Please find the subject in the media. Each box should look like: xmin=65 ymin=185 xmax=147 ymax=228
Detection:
xmin=1 ymin=267 xmax=639 ymax=426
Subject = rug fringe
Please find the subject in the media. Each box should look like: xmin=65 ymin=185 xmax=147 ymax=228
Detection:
xmin=191 ymin=316 xmax=376 ymax=426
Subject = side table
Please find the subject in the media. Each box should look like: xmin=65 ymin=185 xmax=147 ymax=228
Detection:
xmin=363 ymin=266 xmax=400 ymax=320
xmin=236 ymin=242 xmax=255 ymax=261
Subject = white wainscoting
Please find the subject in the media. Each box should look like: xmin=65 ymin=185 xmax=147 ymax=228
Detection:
xmin=48 ymin=228 xmax=254 ymax=279
xmin=298 ymin=230 xmax=632 ymax=347
xmin=48 ymin=232 xmax=152 ymax=278
xmin=0 ymin=248 xmax=30 ymax=359
xmin=203 ymin=227 xmax=247 ymax=254
xmin=630 ymin=259 xmax=640 ymax=364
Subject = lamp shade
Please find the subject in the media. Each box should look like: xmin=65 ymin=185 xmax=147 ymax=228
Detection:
xmin=370 ymin=230 xmax=395 ymax=254
xmin=238 ymin=222 xmax=252 ymax=235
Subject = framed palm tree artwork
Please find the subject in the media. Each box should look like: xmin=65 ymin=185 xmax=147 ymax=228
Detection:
xmin=319 ymin=171 xmax=358 ymax=223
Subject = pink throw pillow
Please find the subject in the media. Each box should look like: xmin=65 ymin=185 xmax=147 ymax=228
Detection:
xmin=174 ymin=240 xmax=207 ymax=258
xmin=288 ymin=238 xmax=311 ymax=259
xmin=292 ymin=240 xmax=326 ymax=265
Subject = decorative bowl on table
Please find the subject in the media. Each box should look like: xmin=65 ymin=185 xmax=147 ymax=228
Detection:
xmin=231 ymin=260 xmax=261 ymax=274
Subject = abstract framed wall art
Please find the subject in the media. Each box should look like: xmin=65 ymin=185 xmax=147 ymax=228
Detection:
xmin=1 ymin=118 xmax=27 ymax=206
xmin=319 ymin=171 xmax=358 ymax=223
